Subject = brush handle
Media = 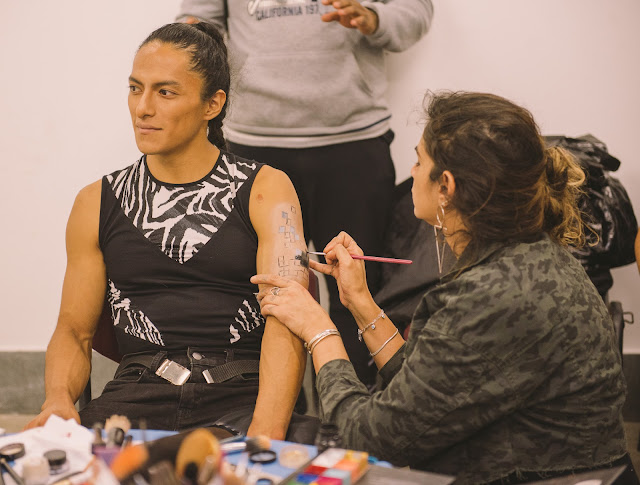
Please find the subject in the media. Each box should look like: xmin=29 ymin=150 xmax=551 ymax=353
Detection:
xmin=1 ymin=458 xmax=24 ymax=485
xmin=350 ymin=254 xmax=412 ymax=265
xmin=221 ymin=436 xmax=270 ymax=455
xmin=308 ymin=251 xmax=412 ymax=265
xmin=220 ymin=441 xmax=247 ymax=454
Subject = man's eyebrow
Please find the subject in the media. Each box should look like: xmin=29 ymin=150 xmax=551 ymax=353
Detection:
xmin=414 ymin=146 xmax=419 ymax=155
xmin=128 ymin=76 xmax=181 ymax=89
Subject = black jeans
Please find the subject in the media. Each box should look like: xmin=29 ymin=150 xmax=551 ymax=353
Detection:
xmin=229 ymin=132 xmax=396 ymax=386
xmin=79 ymin=348 xmax=319 ymax=444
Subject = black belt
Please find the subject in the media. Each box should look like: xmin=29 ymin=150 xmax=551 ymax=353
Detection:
xmin=117 ymin=349 xmax=260 ymax=386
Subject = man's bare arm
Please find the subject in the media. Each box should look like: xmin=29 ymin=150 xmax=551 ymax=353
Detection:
xmin=247 ymin=166 xmax=309 ymax=440
xmin=25 ymin=181 xmax=107 ymax=429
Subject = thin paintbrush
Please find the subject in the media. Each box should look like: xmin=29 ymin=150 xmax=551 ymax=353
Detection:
xmin=307 ymin=251 xmax=412 ymax=265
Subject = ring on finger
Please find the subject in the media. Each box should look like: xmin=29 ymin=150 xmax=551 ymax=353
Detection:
xmin=270 ymin=286 xmax=281 ymax=296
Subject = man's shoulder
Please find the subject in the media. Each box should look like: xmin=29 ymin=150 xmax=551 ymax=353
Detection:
xmin=75 ymin=179 xmax=102 ymax=207
xmin=250 ymin=165 xmax=297 ymax=206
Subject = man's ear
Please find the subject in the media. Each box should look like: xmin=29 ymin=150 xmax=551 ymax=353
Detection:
xmin=440 ymin=170 xmax=456 ymax=204
xmin=204 ymin=89 xmax=227 ymax=121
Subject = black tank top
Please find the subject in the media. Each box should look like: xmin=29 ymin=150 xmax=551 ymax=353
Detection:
xmin=99 ymin=151 xmax=266 ymax=355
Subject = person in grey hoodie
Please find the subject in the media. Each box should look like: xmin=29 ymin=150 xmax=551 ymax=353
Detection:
xmin=177 ymin=0 xmax=434 ymax=387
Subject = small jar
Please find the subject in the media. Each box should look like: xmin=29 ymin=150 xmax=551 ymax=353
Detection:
xmin=22 ymin=454 xmax=50 ymax=485
xmin=44 ymin=449 xmax=69 ymax=475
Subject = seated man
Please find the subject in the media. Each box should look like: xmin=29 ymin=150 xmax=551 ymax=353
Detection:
xmin=26 ymin=22 xmax=315 ymax=442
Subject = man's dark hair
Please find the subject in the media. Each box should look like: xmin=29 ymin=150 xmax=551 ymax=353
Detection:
xmin=140 ymin=22 xmax=230 ymax=149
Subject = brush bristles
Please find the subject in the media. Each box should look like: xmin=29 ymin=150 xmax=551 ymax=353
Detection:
xmin=104 ymin=414 xmax=132 ymax=434
xmin=245 ymin=435 xmax=271 ymax=453
xmin=220 ymin=435 xmax=271 ymax=454
xmin=110 ymin=444 xmax=149 ymax=480
xmin=175 ymin=428 xmax=221 ymax=479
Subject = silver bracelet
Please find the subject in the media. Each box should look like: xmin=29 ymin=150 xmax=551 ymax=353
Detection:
xmin=305 ymin=329 xmax=332 ymax=351
xmin=304 ymin=329 xmax=341 ymax=355
xmin=369 ymin=328 xmax=399 ymax=357
xmin=357 ymin=309 xmax=386 ymax=342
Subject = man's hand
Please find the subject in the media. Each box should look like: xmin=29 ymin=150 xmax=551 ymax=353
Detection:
xmin=24 ymin=395 xmax=80 ymax=430
xmin=321 ymin=0 xmax=379 ymax=35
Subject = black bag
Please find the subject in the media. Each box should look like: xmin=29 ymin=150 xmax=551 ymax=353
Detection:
xmin=544 ymin=135 xmax=638 ymax=271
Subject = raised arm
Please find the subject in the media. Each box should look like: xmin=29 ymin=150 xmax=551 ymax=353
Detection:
xmin=322 ymin=0 xmax=434 ymax=52
xmin=25 ymin=181 xmax=107 ymax=429
xmin=247 ymin=166 xmax=309 ymax=439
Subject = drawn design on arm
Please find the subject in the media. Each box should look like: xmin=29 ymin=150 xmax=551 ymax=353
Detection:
xmin=277 ymin=207 xmax=308 ymax=278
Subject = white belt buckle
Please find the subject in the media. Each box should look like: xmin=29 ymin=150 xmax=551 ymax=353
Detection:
xmin=155 ymin=359 xmax=191 ymax=385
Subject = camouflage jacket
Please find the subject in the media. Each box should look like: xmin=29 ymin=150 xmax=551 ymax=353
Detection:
xmin=316 ymin=234 xmax=627 ymax=484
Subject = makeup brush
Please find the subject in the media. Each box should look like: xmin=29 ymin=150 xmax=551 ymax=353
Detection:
xmin=104 ymin=415 xmax=132 ymax=446
xmin=220 ymin=435 xmax=271 ymax=455
xmin=308 ymin=251 xmax=412 ymax=265
xmin=174 ymin=428 xmax=221 ymax=480
xmin=110 ymin=427 xmax=225 ymax=482
xmin=110 ymin=443 xmax=149 ymax=481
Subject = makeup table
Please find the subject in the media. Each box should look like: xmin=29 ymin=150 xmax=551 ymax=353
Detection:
xmin=129 ymin=429 xmax=454 ymax=484
xmin=130 ymin=429 xmax=318 ymax=483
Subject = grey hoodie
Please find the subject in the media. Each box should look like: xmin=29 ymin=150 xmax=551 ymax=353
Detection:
xmin=177 ymin=0 xmax=433 ymax=148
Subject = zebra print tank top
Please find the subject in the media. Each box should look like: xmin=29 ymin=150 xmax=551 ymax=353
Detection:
xmin=99 ymin=151 xmax=267 ymax=355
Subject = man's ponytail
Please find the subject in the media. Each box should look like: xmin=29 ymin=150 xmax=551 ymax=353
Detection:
xmin=208 ymin=117 xmax=227 ymax=150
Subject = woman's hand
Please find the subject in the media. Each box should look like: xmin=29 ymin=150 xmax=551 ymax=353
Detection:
xmin=251 ymin=275 xmax=335 ymax=344
xmin=310 ymin=231 xmax=373 ymax=312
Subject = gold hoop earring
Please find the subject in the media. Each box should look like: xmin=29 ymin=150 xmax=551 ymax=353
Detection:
xmin=433 ymin=202 xmax=447 ymax=274
xmin=434 ymin=203 xmax=447 ymax=232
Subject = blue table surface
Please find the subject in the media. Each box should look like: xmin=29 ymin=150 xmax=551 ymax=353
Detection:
xmin=129 ymin=429 xmax=319 ymax=480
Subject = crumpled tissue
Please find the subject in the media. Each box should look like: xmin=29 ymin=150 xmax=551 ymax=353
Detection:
xmin=0 ymin=414 xmax=107 ymax=484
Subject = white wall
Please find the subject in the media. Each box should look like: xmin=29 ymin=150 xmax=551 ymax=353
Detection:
xmin=1 ymin=0 xmax=639 ymax=352
xmin=385 ymin=0 xmax=640 ymax=352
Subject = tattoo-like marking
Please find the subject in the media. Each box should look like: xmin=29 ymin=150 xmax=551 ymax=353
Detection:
xmin=295 ymin=249 xmax=310 ymax=268
xmin=277 ymin=207 xmax=307 ymax=277
xmin=279 ymin=209 xmax=301 ymax=249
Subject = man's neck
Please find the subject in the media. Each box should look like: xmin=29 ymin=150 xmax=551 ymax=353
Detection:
xmin=146 ymin=140 xmax=220 ymax=184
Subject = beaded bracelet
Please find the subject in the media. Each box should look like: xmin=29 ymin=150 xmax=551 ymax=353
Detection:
xmin=304 ymin=329 xmax=341 ymax=355
xmin=369 ymin=328 xmax=399 ymax=357
xmin=357 ymin=309 xmax=386 ymax=342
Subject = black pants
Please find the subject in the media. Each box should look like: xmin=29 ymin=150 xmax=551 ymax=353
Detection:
xmin=79 ymin=349 xmax=319 ymax=444
xmin=229 ymin=132 xmax=396 ymax=386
